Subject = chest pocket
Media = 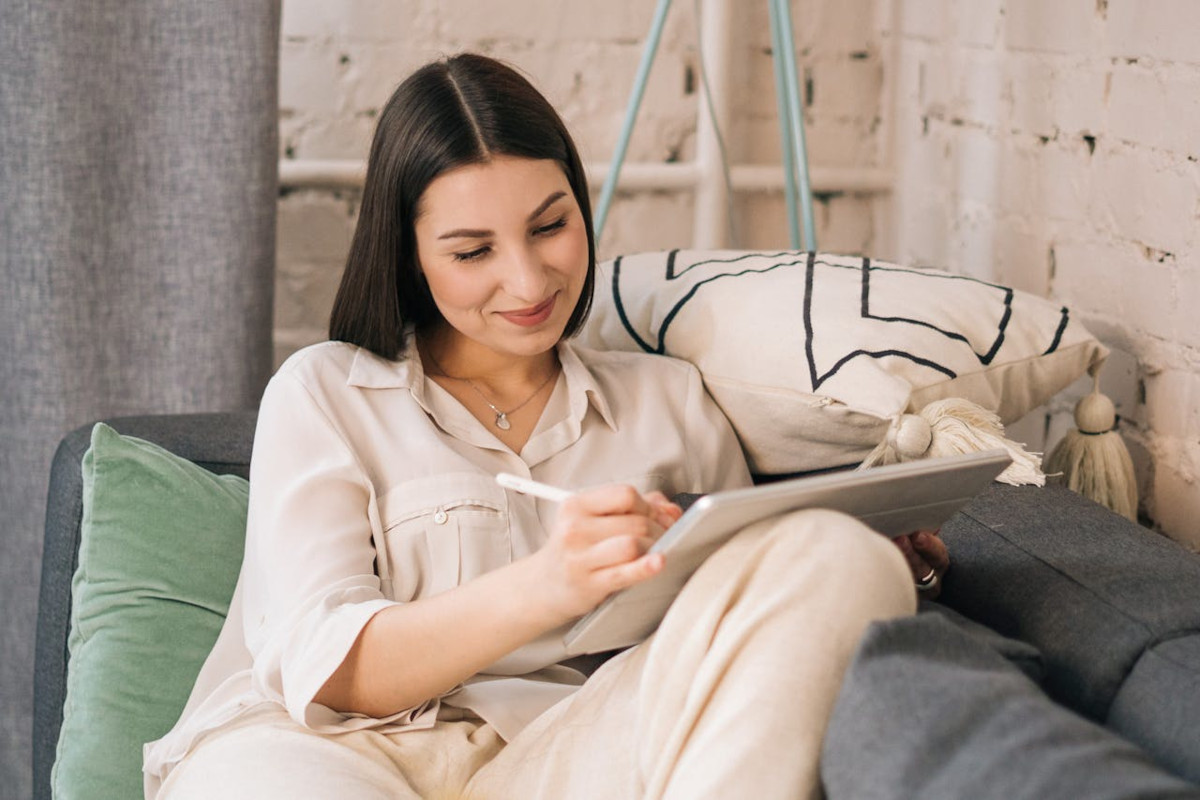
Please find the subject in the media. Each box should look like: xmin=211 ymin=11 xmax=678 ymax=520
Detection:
xmin=379 ymin=473 xmax=511 ymax=601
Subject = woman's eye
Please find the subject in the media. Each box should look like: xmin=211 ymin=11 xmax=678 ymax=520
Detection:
xmin=453 ymin=246 xmax=490 ymax=262
xmin=533 ymin=217 xmax=567 ymax=236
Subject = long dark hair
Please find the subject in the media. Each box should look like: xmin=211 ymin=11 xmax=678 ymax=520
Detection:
xmin=328 ymin=53 xmax=596 ymax=360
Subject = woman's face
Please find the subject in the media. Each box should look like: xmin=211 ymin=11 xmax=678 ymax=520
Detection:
xmin=413 ymin=155 xmax=589 ymax=364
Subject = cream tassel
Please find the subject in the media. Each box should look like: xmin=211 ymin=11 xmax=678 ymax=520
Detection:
xmin=1043 ymin=378 xmax=1138 ymax=521
xmin=859 ymin=397 xmax=1045 ymax=486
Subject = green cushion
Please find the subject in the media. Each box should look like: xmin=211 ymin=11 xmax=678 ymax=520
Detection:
xmin=52 ymin=423 xmax=248 ymax=800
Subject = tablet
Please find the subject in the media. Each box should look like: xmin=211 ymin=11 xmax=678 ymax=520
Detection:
xmin=562 ymin=449 xmax=1012 ymax=656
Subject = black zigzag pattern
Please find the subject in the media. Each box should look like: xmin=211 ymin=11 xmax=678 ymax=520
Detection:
xmin=612 ymin=250 xmax=1070 ymax=391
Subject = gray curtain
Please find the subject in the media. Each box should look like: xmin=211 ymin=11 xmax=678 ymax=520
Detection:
xmin=0 ymin=2 xmax=280 ymax=795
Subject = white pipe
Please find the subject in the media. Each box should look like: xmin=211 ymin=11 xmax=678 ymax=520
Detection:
xmin=730 ymin=165 xmax=893 ymax=194
xmin=280 ymin=158 xmax=894 ymax=195
xmin=278 ymin=159 xmax=366 ymax=189
xmin=281 ymin=158 xmax=894 ymax=193
xmin=692 ymin=0 xmax=734 ymax=248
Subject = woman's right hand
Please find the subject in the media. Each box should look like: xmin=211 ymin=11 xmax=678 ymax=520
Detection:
xmin=530 ymin=485 xmax=683 ymax=624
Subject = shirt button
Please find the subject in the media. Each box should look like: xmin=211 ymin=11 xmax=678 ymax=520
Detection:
xmin=433 ymin=508 xmax=448 ymax=525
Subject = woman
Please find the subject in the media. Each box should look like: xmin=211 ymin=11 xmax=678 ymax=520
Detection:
xmin=145 ymin=53 xmax=947 ymax=799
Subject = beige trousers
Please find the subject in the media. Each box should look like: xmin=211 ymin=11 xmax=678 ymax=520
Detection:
xmin=158 ymin=509 xmax=916 ymax=800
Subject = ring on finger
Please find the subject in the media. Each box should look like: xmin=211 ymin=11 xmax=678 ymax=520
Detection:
xmin=915 ymin=568 xmax=938 ymax=591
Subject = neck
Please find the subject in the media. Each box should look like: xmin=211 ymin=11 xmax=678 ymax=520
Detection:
xmin=419 ymin=328 xmax=559 ymax=392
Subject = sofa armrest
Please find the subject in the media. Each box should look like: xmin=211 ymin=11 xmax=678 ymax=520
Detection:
xmin=938 ymin=483 xmax=1200 ymax=782
xmin=33 ymin=412 xmax=257 ymax=800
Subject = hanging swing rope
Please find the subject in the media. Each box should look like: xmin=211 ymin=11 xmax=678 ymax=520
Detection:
xmin=593 ymin=0 xmax=818 ymax=251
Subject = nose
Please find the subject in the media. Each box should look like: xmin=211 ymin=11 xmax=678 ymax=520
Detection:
xmin=500 ymin=243 xmax=550 ymax=303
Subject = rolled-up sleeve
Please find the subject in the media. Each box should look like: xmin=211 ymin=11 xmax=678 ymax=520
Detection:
xmin=240 ymin=371 xmax=424 ymax=731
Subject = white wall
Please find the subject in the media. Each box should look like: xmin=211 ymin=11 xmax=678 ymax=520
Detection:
xmin=275 ymin=0 xmax=888 ymax=359
xmin=884 ymin=0 xmax=1200 ymax=545
xmin=275 ymin=0 xmax=1200 ymax=545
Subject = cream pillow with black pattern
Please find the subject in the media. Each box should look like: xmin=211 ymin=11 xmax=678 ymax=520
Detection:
xmin=577 ymin=250 xmax=1106 ymax=478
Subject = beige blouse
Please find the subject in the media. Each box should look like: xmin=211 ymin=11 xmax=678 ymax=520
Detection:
xmin=143 ymin=336 xmax=752 ymax=795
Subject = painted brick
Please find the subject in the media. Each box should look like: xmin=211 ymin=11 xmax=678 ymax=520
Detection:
xmin=344 ymin=45 xmax=430 ymax=115
xmin=1119 ymin=257 xmax=1179 ymax=341
xmin=274 ymin=0 xmax=1200 ymax=539
xmin=898 ymin=0 xmax=949 ymax=42
xmin=1036 ymin=145 xmax=1093 ymax=221
xmin=1095 ymin=148 xmax=1198 ymax=255
xmin=279 ymin=41 xmax=346 ymax=116
xmin=1177 ymin=252 xmax=1200 ymax=349
xmin=735 ymin=192 xmax=874 ymax=254
xmin=956 ymin=51 xmax=1006 ymax=128
xmin=809 ymin=57 xmax=883 ymax=118
xmin=1050 ymin=67 xmax=1107 ymax=135
xmin=995 ymin=224 xmax=1051 ymax=296
xmin=1109 ymin=67 xmax=1200 ymax=156
xmin=895 ymin=193 xmax=951 ymax=268
xmin=436 ymin=0 xmax=651 ymax=44
xmin=595 ymin=192 xmax=695 ymax=260
xmin=801 ymin=0 xmax=876 ymax=55
xmin=818 ymin=192 xmax=875 ymax=254
xmin=337 ymin=0 xmax=437 ymax=43
xmin=275 ymin=260 xmax=346 ymax=330
xmin=292 ymin=118 xmax=377 ymax=161
xmin=280 ymin=0 xmax=344 ymax=41
xmin=953 ymin=127 xmax=1002 ymax=205
xmin=1050 ymin=240 xmax=1131 ymax=320
xmin=743 ymin=0 xmax=875 ymax=55
xmin=1007 ymin=56 xmax=1056 ymax=137
xmin=1005 ymin=0 xmax=1097 ymax=55
xmin=956 ymin=0 xmax=1003 ymax=48
xmin=1008 ymin=56 xmax=1106 ymax=138
xmin=916 ymin=47 xmax=958 ymax=112
xmin=950 ymin=212 xmax=1003 ymax=278
xmin=276 ymin=193 xmax=355 ymax=263
xmin=1107 ymin=0 xmax=1200 ymax=65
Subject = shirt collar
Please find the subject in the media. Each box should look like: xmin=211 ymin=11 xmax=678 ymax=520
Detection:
xmin=345 ymin=336 xmax=616 ymax=432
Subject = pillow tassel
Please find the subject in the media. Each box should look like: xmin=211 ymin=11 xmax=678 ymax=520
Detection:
xmin=859 ymin=398 xmax=1045 ymax=486
xmin=1043 ymin=380 xmax=1138 ymax=521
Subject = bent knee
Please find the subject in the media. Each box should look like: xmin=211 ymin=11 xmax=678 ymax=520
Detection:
xmin=757 ymin=508 xmax=914 ymax=594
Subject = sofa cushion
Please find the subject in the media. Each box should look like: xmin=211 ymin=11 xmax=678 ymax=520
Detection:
xmin=821 ymin=611 xmax=1199 ymax=798
xmin=51 ymin=423 xmax=248 ymax=800
xmin=1108 ymin=635 xmax=1200 ymax=785
xmin=578 ymin=249 xmax=1105 ymax=478
xmin=939 ymin=484 xmax=1200 ymax=723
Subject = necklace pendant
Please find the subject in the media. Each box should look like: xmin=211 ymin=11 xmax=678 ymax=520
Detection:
xmin=494 ymin=412 xmax=512 ymax=431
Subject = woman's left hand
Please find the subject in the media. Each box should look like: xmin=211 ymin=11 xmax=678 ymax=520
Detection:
xmin=894 ymin=529 xmax=949 ymax=600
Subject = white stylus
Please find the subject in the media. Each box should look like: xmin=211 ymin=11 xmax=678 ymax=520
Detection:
xmin=495 ymin=472 xmax=573 ymax=503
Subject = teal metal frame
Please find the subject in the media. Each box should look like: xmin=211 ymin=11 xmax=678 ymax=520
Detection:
xmin=593 ymin=0 xmax=817 ymax=251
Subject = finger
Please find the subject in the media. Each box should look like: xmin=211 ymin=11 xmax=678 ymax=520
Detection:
xmin=592 ymin=551 xmax=666 ymax=596
xmin=893 ymin=534 xmax=931 ymax=580
xmin=644 ymin=492 xmax=683 ymax=529
xmin=568 ymin=484 xmax=654 ymax=517
xmin=644 ymin=491 xmax=683 ymax=517
xmin=561 ymin=513 xmax=664 ymax=548
xmin=581 ymin=534 xmax=658 ymax=571
xmin=911 ymin=530 xmax=950 ymax=573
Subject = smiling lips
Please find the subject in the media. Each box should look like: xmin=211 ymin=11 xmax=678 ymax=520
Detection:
xmin=497 ymin=294 xmax=557 ymax=327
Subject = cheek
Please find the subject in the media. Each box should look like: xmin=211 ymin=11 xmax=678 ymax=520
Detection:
xmin=424 ymin=267 xmax=492 ymax=315
xmin=548 ymin=226 xmax=590 ymax=279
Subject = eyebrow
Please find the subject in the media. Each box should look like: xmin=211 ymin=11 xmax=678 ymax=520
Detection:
xmin=436 ymin=190 xmax=568 ymax=240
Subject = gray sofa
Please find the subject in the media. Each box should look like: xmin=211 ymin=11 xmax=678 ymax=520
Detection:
xmin=33 ymin=413 xmax=1200 ymax=798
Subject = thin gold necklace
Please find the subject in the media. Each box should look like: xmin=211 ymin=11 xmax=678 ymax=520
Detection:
xmin=426 ymin=350 xmax=559 ymax=431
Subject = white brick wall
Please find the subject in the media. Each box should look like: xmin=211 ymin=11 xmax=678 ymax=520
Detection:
xmin=276 ymin=0 xmax=1200 ymax=545
xmin=886 ymin=0 xmax=1200 ymax=546
xmin=276 ymin=0 xmax=888 ymax=359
